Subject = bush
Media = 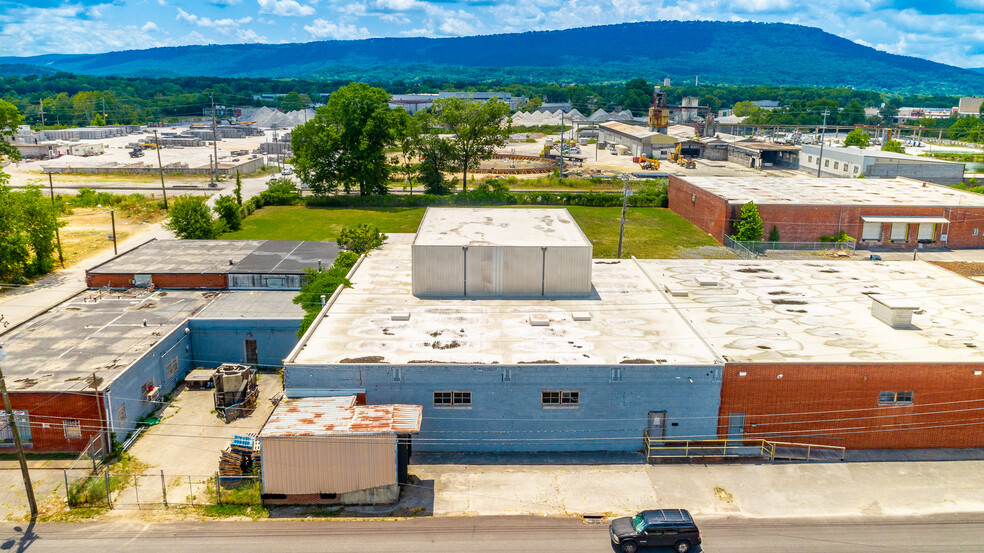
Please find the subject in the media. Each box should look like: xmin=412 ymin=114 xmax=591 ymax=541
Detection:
xmin=164 ymin=196 xmax=225 ymax=239
xmin=294 ymin=251 xmax=361 ymax=337
xmin=256 ymin=177 xmax=301 ymax=207
xmin=732 ymin=201 xmax=764 ymax=241
xmin=818 ymin=230 xmax=855 ymax=243
xmin=214 ymin=194 xmax=242 ymax=231
xmin=337 ymin=224 xmax=388 ymax=253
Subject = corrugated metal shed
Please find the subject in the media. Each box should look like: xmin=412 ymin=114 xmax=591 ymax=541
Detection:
xmin=260 ymin=396 xmax=422 ymax=437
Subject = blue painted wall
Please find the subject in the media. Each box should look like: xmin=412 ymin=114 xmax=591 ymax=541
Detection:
xmin=106 ymin=325 xmax=193 ymax=440
xmin=188 ymin=319 xmax=302 ymax=370
xmin=286 ymin=363 xmax=724 ymax=452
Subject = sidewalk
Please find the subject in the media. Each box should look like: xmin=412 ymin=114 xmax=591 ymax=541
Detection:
xmin=409 ymin=453 xmax=984 ymax=519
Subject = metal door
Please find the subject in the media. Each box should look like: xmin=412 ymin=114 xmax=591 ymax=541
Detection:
xmin=244 ymin=339 xmax=258 ymax=365
xmin=727 ymin=413 xmax=745 ymax=445
xmin=647 ymin=411 xmax=667 ymax=439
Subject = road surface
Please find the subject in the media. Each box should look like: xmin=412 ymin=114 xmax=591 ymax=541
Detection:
xmin=1 ymin=515 xmax=982 ymax=552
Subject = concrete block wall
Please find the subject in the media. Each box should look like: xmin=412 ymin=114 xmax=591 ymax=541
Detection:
xmin=717 ymin=363 xmax=984 ymax=449
xmin=188 ymin=318 xmax=301 ymax=369
xmin=285 ymin=363 xmax=724 ymax=452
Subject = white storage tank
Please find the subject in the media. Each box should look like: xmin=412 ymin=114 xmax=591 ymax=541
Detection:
xmin=411 ymin=207 xmax=593 ymax=297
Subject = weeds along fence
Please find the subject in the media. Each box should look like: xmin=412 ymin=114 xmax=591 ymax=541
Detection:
xmin=65 ymin=470 xmax=261 ymax=509
xmin=303 ymin=190 xmax=668 ymax=209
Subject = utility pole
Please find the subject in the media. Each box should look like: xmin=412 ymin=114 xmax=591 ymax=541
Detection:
xmin=617 ymin=174 xmax=630 ymax=259
xmin=559 ymin=113 xmax=564 ymax=179
xmin=101 ymin=98 xmax=107 ymax=124
xmin=108 ymin=210 xmax=117 ymax=256
xmin=47 ymin=173 xmax=64 ymax=268
xmin=816 ymin=109 xmax=830 ymax=178
xmin=154 ymin=130 xmax=168 ymax=210
xmin=0 ymin=345 xmax=37 ymax=520
xmin=39 ymin=99 xmax=45 ymax=129
xmin=210 ymin=92 xmax=219 ymax=184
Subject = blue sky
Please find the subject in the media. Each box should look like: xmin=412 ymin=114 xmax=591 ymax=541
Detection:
xmin=0 ymin=0 xmax=982 ymax=68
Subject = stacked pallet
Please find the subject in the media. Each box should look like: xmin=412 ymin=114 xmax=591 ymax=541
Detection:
xmin=219 ymin=435 xmax=258 ymax=476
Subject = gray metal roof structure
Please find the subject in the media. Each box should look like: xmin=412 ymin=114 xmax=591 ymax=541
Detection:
xmin=88 ymin=239 xmax=339 ymax=275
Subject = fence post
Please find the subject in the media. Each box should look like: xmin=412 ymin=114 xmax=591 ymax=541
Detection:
xmin=806 ymin=445 xmax=812 ymax=461
xmin=134 ymin=474 xmax=139 ymax=507
xmin=215 ymin=472 xmax=221 ymax=505
xmin=189 ymin=476 xmax=194 ymax=504
xmin=63 ymin=470 xmax=71 ymax=508
xmin=161 ymin=470 xmax=168 ymax=508
xmin=104 ymin=468 xmax=113 ymax=508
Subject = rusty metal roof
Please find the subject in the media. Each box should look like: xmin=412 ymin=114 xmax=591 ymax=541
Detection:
xmin=260 ymin=396 xmax=422 ymax=437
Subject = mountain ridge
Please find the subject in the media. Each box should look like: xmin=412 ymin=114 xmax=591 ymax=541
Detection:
xmin=2 ymin=21 xmax=982 ymax=94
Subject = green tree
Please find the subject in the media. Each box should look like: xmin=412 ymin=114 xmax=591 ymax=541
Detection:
xmin=213 ymin=194 xmax=242 ymax=231
xmin=291 ymin=83 xmax=397 ymax=196
xmin=233 ymin=172 xmax=243 ymax=205
xmin=280 ymin=91 xmax=311 ymax=112
xmin=841 ymin=99 xmax=866 ymax=125
xmin=882 ymin=139 xmax=906 ymax=153
xmin=293 ymin=251 xmax=359 ymax=337
xmin=768 ymin=225 xmax=780 ymax=242
xmin=337 ymin=224 xmax=388 ymax=254
xmin=0 ymin=186 xmax=29 ymax=282
xmin=0 ymin=98 xmax=24 ymax=162
xmin=522 ymin=96 xmax=543 ymax=112
xmin=394 ymin=109 xmax=428 ymax=194
xmin=843 ymin=128 xmax=871 ymax=148
xmin=732 ymin=100 xmax=762 ymax=117
xmin=879 ymin=97 xmax=902 ymax=125
xmin=733 ymin=201 xmax=764 ymax=241
xmin=90 ymin=113 xmax=106 ymax=126
xmin=164 ymin=196 xmax=224 ymax=239
xmin=418 ymin=136 xmax=456 ymax=195
xmin=432 ymin=97 xmax=510 ymax=191
xmin=256 ymin=177 xmax=300 ymax=206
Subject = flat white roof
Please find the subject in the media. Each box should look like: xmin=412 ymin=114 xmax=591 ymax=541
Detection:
xmin=675 ymin=176 xmax=984 ymax=207
xmin=412 ymin=208 xmax=591 ymax=248
xmin=637 ymin=259 xmax=984 ymax=364
xmin=289 ymin=235 xmax=719 ymax=366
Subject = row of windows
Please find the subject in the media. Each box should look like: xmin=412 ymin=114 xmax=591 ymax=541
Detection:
xmin=0 ymin=412 xmax=85 ymax=444
xmin=805 ymin=155 xmax=860 ymax=174
xmin=879 ymin=391 xmax=914 ymax=405
xmin=433 ymin=390 xmax=581 ymax=408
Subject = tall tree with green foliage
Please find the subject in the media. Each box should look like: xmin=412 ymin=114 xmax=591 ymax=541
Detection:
xmin=432 ymin=97 xmax=511 ymax=191
xmin=843 ymin=128 xmax=871 ymax=148
xmin=213 ymin=195 xmax=242 ymax=231
xmin=291 ymin=83 xmax=397 ymax=196
xmin=233 ymin=172 xmax=243 ymax=205
xmin=164 ymin=196 xmax=224 ymax=239
xmin=733 ymin=201 xmax=764 ymax=241
xmin=882 ymin=139 xmax=905 ymax=153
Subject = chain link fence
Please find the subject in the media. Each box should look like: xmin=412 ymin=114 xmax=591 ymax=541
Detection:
xmin=64 ymin=470 xmax=261 ymax=509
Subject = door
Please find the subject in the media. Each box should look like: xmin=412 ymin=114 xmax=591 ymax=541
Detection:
xmin=727 ymin=413 xmax=745 ymax=445
xmin=648 ymin=411 xmax=667 ymax=439
xmin=244 ymin=339 xmax=258 ymax=365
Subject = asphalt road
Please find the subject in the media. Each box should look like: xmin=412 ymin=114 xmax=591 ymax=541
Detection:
xmin=1 ymin=515 xmax=983 ymax=553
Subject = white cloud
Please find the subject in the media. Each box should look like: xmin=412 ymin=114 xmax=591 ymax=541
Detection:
xmin=211 ymin=0 xmax=243 ymax=5
xmin=304 ymin=18 xmax=371 ymax=39
xmin=257 ymin=0 xmax=316 ymax=16
xmin=375 ymin=0 xmax=421 ymax=10
xmin=141 ymin=21 xmax=159 ymax=32
xmin=439 ymin=17 xmax=475 ymax=35
xmin=157 ymin=0 xmax=167 ymax=5
xmin=176 ymin=7 xmax=253 ymax=28
xmin=380 ymin=13 xmax=411 ymax=23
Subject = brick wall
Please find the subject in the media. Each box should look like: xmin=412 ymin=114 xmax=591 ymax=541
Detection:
xmin=87 ymin=273 xmax=228 ymax=289
xmin=668 ymin=176 xmax=730 ymax=243
xmin=718 ymin=363 xmax=984 ymax=449
xmin=0 ymin=392 xmax=104 ymax=453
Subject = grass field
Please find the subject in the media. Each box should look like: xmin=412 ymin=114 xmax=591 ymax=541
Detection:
xmin=222 ymin=205 xmax=720 ymax=258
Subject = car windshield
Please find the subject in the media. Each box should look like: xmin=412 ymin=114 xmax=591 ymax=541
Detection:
xmin=631 ymin=514 xmax=646 ymax=533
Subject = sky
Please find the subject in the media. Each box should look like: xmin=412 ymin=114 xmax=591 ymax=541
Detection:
xmin=0 ymin=0 xmax=982 ymax=68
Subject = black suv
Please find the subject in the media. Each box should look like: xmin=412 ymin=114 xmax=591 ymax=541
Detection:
xmin=609 ymin=509 xmax=701 ymax=553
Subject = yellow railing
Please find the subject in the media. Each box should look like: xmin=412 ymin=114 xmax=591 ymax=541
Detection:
xmin=644 ymin=431 xmax=845 ymax=462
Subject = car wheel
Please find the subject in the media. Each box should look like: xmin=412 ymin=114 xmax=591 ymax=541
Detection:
xmin=620 ymin=541 xmax=638 ymax=553
xmin=675 ymin=540 xmax=691 ymax=553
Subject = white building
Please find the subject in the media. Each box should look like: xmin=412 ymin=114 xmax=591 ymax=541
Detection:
xmin=800 ymin=145 xmax=965 ymax=185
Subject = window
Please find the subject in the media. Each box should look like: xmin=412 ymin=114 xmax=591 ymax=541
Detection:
xmin=890 ymin=222 xmax=908 ymax=241
xmin=843 ymin=163 xmax=849 ymax=172
xmin=542 ymin=390 xmax=579 ymax=407
xmin=0 ymin=411 xmax=31 ymax=445
xmin=807 ymin=155 xmax=813 ymax=163
xmin=854 ymin=166 xmax=860 ymax=174
xmin=165 ymin=357 xmax=179 ymax=379
xmin=833 ymin=161 xmax=839 ymax=169
xmin=974 ymin=228 xmax=980 ymax=236
xmin=917 ymin=223 xmax=936 ymax=241
xmin=64 ymin=420 xmax=82 ymax=440
xmin=116 ymin=404 xmax=127 ymax=424
xmin=434 ymin=391 xmax=471 ymax=408
xmin=879 ymin=391 xmax=914 ymax=405
xmin=824 ymin=159 xmax=830 ymax=167
xmin=861 ymin=222 xmax=882 ymax=241
xmin=142 ymin=378 xmax=157 ymax=402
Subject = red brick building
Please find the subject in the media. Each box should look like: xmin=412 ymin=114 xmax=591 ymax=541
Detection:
xmin=669 ymin=175 xmax=984 ymax=250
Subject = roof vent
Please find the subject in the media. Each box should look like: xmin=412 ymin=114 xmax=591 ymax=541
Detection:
xmin=695 ymin=276 xmax=718 ymax=287
xmin=870 ymin=296 xmax=919 ymax=328
xmin=571 ymin=311 xmax=591 ymax=322
xmin=664 ymin=283 xmax=689 ymax=297
xmin=228 ymin=258 xmax=234 ymax=265
xmin=529 ymin=314 xmax=550 ymax=327
xmin=391 ymin=311 xmax=411 ymax=322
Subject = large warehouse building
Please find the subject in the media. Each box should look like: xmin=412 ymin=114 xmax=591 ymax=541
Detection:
xmin=284 ymin=208 xmax=984 ymax=453
xmin=668 ymin=175 xmax=984 ymax=249
xmin=799 ymin=145 xmax=965 ymax=184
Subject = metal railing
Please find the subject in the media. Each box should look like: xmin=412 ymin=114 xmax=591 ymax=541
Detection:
xmin=729 ymin=239 xmax=856 ymax=255
xmin=723 ymin=235 xmax=758 ymax=259
xmin=644 ymin=431 xmax=846 ymax=462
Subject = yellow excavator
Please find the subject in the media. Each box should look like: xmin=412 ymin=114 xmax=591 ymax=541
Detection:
xmin=668 ymin=143 xmax=695 ymax=169
xmin=638 ymin=155 xmax=660 ymax=170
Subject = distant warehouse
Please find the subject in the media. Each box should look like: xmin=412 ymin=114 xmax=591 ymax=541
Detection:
xmin=669 ymin=175 xmax=984 ymax=250
xmin=800 ymin=145 xmax=965 ymax=185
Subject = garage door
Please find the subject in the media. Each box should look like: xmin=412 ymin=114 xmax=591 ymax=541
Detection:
xmin=861 ymin=222 xmax=882 ymax=241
